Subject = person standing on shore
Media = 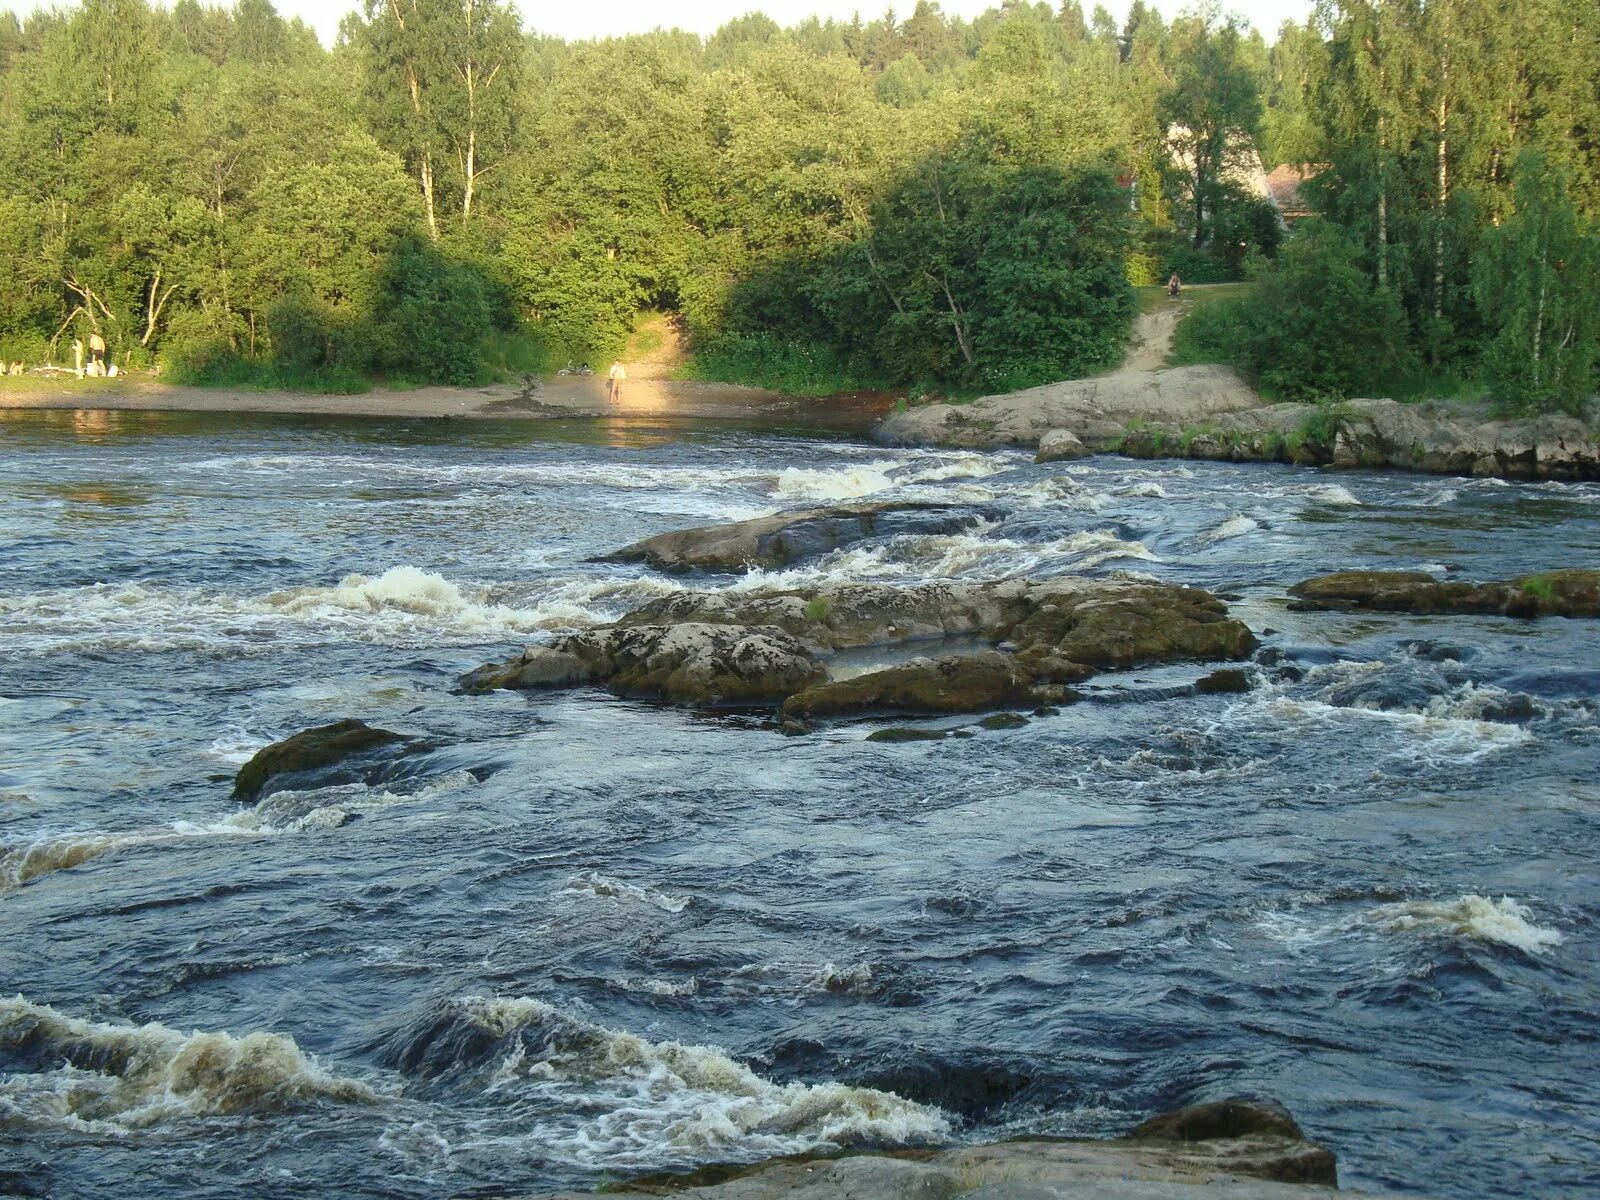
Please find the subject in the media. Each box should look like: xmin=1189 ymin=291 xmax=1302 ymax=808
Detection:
xmin=88 ymin=331 xmax=107 ymax=370
xmin=607 ymin=359 xmax=626 ymax=404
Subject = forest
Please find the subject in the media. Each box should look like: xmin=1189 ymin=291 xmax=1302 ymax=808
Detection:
xmin=0 ymin=0 xmax=1596 ymax=410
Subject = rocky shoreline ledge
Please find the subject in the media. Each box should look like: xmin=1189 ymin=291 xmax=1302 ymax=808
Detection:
xmin=522 ymin=1098 xmax=1408 ymax=1199
xmin=874 ymin=364 xmax=1600 ymax=481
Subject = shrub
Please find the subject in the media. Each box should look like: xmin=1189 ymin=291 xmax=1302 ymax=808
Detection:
xmin=1171 ymin=220 xmax=1417 ymax=401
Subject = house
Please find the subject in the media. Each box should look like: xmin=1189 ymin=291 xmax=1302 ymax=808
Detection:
xmin=1264 ymin=164 xmax=1323 ymax=224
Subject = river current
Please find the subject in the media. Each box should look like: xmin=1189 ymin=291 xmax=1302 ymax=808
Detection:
xmin=1 ymin=408 xmax=1597 ymax=1199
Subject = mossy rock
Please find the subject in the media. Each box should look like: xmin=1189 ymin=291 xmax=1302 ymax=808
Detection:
xmin=866 ymin=726 xmax=952 ymax=743
xmin=1289 ymin=568 xmax=1600 ymax=618
xmin=781 ymin=653 xmax=1062 ymax=720
xmin=233 ymin=719 xmax=410 ymax=802
xmin=977 ymin=712 xmax=1030 ymax=730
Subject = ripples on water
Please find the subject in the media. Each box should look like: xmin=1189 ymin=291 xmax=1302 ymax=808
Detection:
xmin=1 ymin=409 xmax=1597 ymax=1199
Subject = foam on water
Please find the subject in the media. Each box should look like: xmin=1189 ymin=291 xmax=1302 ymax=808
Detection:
xmin=1304 ymin=483 xmax=1361 ymax=506
xmin=771 ymin=463 xmax=897 ymax=501
xmin=725 ymin=526 xmax=1156 ymax=592
xmin=563 ymin=870 xmax=690 ymax=913
xmin=1117 ymin=481 xmax=1167 ymax=498
xmin=1362 ymin=895 xmax=1564 ymax=955
xmin=1264 ymin=697 xmax=1531 ymax=764
xmin=0 ymin=772 xmax=478 ymax=894
xmin=0 ymin=568 xmax=686 ymax=654
xmin=0 ymin=997 xmax=377 ymax=1132
xmin=390 ymin=995 xmax=950 ymax=1169
xmin=1197 ymin=512 xmax=1259 ymax=545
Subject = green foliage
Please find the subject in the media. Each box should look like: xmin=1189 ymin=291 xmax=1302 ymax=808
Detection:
xmin=803 ymin=596 xmax=834 ymax=622
xmin=1473 ymin=153 xmax=1600 ymax=415
xmin=367 ymin=240 xmax=498 ymax=387
xmin=680 ymin=333 xmax=872 ymax=397
xmin=3 ymin=0 xmax=1597 ymax=407
xmin=1171 ymin=221 xmax=1416 ymax=400
xmin=1521 ymin=573 xmax=1557 ymax=601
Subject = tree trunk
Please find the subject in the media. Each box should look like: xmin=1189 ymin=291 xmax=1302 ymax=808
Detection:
xmin=421 ymin=155 xmax=438 ymax=240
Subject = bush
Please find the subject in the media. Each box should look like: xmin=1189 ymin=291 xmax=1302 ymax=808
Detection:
xmin=1163 ymin=245 xmax=1237 ymax=284
xmin=368 ymin=241 xmax=498 ymax=386
xmin=681 ymin=332 xmax=872 ymax=396
xmin=1171 ymin=220 xmax=1417 ymax=401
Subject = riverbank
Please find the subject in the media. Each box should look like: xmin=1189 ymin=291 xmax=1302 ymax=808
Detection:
xmin=875 ymin=367 xmax=1600 ymax=481
xmin=0 ymin=373 xmax=897 ymax=432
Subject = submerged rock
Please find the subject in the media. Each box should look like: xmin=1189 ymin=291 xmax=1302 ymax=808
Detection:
xmin=606 ymin=502 xmax=998 ymax=572
xmin=232 ymin=719 xmax=413 ymax=802
xmin=1288 ymin=569 xmax=1600 ymax=618
xmin=530 ymin=1096 xmax=1368 ymax=1198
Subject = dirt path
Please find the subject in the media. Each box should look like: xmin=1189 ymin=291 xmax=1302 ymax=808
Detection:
xmin=1119 ymin=299 xmax=1187 ymax=373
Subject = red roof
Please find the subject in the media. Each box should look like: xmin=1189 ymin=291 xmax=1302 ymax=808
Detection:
xmin=1265 ymin=164 xmax=1323 ymax=217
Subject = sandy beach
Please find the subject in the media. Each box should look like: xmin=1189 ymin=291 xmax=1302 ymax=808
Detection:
xmin=0 ymin=372 xmax=897 ymax=432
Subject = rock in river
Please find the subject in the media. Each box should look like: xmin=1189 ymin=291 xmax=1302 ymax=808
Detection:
xmin=232 ymin=719 xmax=414 ymax=801
xmin=606 ymin=501 xmax=999 ymax=572
xmin=1288 ymin=568 xmax=1600 ymax=618
xmin=463 ymin=575 xmax=1256 ymax=720
xmin=527 ymin=1096 xmax=1368 ymax=1199
xmin=462 ymin=623 xmax=828 ymax=707
xmin=1036 ymin=427 xmax=1091 ymax=462
xmin=780 ymin=652 xmax=1063 ymax=720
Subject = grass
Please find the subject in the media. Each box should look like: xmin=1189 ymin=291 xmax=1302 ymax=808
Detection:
xmin=803 ymin=596 xmax=833 ymax=623
xmin=1521 ymin=573 xmax=1557 ymax=601
xmin=1135 ymin=281 xmax=1254 ymax=317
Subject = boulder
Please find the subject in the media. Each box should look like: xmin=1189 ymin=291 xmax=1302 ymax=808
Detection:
xmin=606 ymin=502 xmax=998 ymax=572
xmin=1288 ymin=568 xmax=1600 ymax=618
xmin=993 ymin=577 xmax=1258 ymax=674
xmin=232 ymin=719 xmax=412 ymax=802
xmin=527 ymin=1097 xmax=1380 ymax=1199
xmin=781 ymin=652 xmax=1065 ymax=720
xmin=462 ymin=623 xmax=827 ymax=707
xmin=1196 ymin=667 xmax=1253 ymax=695
xmin=1036 ymin=428 xmax=1090 ymax=462
xmin=458 ymin=645 xmax=595 ymax=694
xmin=1124 ymin=1097 xmax=1336 ymax=1187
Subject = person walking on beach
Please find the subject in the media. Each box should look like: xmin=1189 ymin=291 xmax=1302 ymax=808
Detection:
xmin=607 ymin=359 xmax=626 ymax=404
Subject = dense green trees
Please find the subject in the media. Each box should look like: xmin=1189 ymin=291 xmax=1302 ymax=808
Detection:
xmin=0 ymin=0 xmax=1594 ymax=407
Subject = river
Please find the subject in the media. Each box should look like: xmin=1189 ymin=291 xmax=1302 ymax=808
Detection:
xmin=1 ymin=407 xmax=1597 ymax=1199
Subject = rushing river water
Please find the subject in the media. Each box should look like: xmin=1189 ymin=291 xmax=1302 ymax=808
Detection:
xmin=1 ymin=407 xmax=1597 ymax=1200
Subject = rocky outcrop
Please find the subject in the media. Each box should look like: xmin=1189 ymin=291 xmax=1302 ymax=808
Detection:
xmin=1126 ymin=1098 xmax=1334 ymax=1185
xmin=619 ymin=582 xmax=1008 ymax=651
xmin=875 ymin=364 xmax=1261 ymax=451
xmin=526 ymin=1097 xmax=1389 ymax=1199
xmin=781 ymin=652 xmax=1063 ymax=720
xmin=877 ymin=374 xmax=1600 ymax=481
xmin=1288 ymin=569 xmax=1600 ymax=618
xmin=607 ymin=502 xmax=998 ymax=572
xmin=462 ymin=623 xmax=828 ymax=707
xmin=232 ymin=719 xmax=413 ymax=801
xmin=1036 ymin=428 xmax=1090 ymax=462
xmin=465 ymin=577 xmax=1256 ymax=721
